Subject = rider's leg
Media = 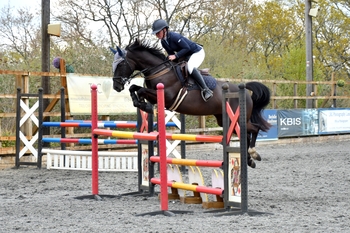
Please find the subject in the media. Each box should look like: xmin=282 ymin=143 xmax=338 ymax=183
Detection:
xmin=191 ymin=68 xmax=213 ymax=101
xmin=187 ymin=49 xmax=213 ymax=102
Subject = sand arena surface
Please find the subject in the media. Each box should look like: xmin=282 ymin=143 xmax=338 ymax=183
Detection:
xmin=0 ymin=139 xmax=349 ymax=233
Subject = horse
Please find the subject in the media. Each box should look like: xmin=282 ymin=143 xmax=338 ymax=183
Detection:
xmin=111 ymin=39 xmax=271 ymax=168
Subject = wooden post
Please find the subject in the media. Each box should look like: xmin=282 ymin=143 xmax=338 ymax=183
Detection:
xmin=305 ymin=0 xmax=314 ymax=108
xmin=293 ymin=83 xmax=298 ymax=108
xmin=199 ymin=116 xmax=205 ymax=135
xmin=15 ymin=75 xmax=32 ymax=143
xmin=59 ymin=59 xmax=73 ymax=139
xmin=331 ymin=72 xmax=337 ymax=107
xmin=41 ymin=0 xmax=51 ymax=142
xmin=314 ymin=83 xmax=318 ymax=108
xmin=273 ymin=82 xmax=277 ymax=109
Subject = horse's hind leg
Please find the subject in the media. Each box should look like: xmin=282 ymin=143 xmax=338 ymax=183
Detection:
xmin=246 ymin=134 xmax=256 ymax=168
xmin=248 ymin=131 xmax=261 ymax=161
xmin=247 ymin=122 xmax=262 ymax=167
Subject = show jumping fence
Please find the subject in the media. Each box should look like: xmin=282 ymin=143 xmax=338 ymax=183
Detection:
xmin=89 ymin=82 xmax=263 ymax=216
xmin=39 ymin=87 xmax=141 ymax=171
xmin=39 ymin=87 xmax=185 ymax=171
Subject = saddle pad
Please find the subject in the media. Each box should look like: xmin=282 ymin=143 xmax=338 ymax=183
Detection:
xmin=175 ymin=66 xmax=217 ymax=91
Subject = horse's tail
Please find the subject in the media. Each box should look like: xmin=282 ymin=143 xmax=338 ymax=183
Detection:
xmin=245 ymin=82 xmax=271 ymax=132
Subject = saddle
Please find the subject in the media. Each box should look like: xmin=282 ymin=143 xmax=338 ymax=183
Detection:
xmin=176 ymin=61 xmax=209 ymax=79
xmin=175 ymin=61 xmax=216 ymax=91
xmin=168 ymin=62 xmax=216 ymax=111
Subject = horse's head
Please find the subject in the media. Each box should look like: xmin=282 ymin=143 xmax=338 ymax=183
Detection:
xmin=111 ymin=39 xmax=168 ymax=92
xmin=111 ymin=46 xmax=134 ymax=92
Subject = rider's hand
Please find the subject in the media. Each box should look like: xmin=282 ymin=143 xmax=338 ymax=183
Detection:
xmin=168 ymin=55 xmax=176 ymax=61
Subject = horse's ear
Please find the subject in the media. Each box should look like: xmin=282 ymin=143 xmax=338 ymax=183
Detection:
xmin=117 ymin=46 xmax=125 ymax=58
xmin=109 ymin=47 xmax=117 ymax=54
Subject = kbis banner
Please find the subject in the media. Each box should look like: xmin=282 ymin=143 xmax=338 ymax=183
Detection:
xmin=278 ymin=109 xmax=318 ymax=137
xmin=66 ymin=74 xmax=144 ymax=115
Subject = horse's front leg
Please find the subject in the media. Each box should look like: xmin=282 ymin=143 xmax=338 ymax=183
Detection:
xmin=137 ymin=88 xmax=157 ymax=105
xmin=137 ymin=88 xmax=158 ymax=113
xmin=129 ymin=85 xmax=143 ymax=108
xmin=129 ymin=84 xmax=155 ymax=114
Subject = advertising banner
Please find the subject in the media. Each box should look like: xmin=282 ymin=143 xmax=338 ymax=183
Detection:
xmin=318 ymin=109 xmax=350 ymax=134
xmin=278 ymin=109 xmax=318 ymax=137
xmin=257 ymin=109 xmax=278 ymax=141
xmin=66 ymin=74 xmax=144 ymax=115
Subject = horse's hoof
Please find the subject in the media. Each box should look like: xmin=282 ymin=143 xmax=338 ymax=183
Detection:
xmin=251 ymin=152 xmax=261 ymax=161
xmin=248 ymin=147 xmax=256 ymax=154
xmin=248 ymin=159 xmax=256 ymax=168
xmin=248 ymin=147 xmax=261 ymax=161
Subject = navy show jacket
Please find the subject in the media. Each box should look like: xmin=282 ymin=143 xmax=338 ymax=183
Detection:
xmin=161 ymin=31 xmax=202 ymax=59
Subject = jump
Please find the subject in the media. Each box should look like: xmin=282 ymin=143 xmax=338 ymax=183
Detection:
xmin=111 ymin=39 xmax=271 ymax=168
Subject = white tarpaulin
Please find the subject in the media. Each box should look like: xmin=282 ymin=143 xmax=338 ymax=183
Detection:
xmin=66 ymin=73 xmax=144 ymax=115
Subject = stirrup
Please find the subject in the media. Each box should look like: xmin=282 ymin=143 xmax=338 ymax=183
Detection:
xmin=201 ymin=89 xmax=213 ymax=102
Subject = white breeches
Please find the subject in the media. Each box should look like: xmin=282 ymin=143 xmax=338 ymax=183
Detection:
xmin=187 ymin=48 xmax=205 ymax=74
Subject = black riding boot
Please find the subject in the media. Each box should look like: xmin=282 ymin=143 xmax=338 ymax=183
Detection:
xmin=191 ymin=68 xmax=213 ymax=102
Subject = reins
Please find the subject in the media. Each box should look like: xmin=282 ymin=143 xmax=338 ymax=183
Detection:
xmin=124 ymin=60 xmax=173 ymax=82
xmin=128 ymin=59 xmax=187 ymax=111
xmin=144 ymin=60 xmax=173 ymax=80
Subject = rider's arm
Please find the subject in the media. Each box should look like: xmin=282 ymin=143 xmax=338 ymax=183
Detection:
xmin=171 ymin=33 xmax=191 ymax=59
xmin=161 ymin=40 xmax=175 ymax=56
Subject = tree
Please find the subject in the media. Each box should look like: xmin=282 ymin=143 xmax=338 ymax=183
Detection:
xmin=248 ymin=1 xmax=303 ymax=78
xmin=313 ymin=0 xmax=350 ymax=80
xmin=54 ymin=0 xmax=156 ymax=47
xmin=0 ymin=4 xmax=42 ymax=70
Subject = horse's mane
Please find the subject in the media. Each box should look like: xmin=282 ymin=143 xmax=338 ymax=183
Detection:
xmin=126 ymin=39 xmax=166 ymax=60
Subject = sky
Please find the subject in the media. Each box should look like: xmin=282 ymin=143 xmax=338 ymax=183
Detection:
xmin=0 ymin=0 xmax=39 ymax=8
xmin=0 ymin=0 xmax=72 ymax=18
xmin=1 ymin=0 xmax=267 ymax=9
xmin=0 ymin=0 xmax=63 ymax=24
xmin=0 ymin=0 xmax=268 ymax=34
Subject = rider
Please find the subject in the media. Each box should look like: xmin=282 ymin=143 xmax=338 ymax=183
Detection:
xmin=152 ymin=19 xmax=213 ymax=102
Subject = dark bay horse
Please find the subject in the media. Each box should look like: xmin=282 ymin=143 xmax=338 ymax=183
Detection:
xmin=111 ymin=39 xmax=271 ymax=168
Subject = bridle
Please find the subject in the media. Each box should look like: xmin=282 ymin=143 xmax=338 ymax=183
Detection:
xmin=112 ymin=50 xmax=136 ymax=86
xmin=113 ymin=52 xmax=174 ymax=86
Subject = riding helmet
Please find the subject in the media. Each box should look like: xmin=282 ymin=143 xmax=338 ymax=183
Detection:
xmin=152 ymin=19 xmax=169 ymax=34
